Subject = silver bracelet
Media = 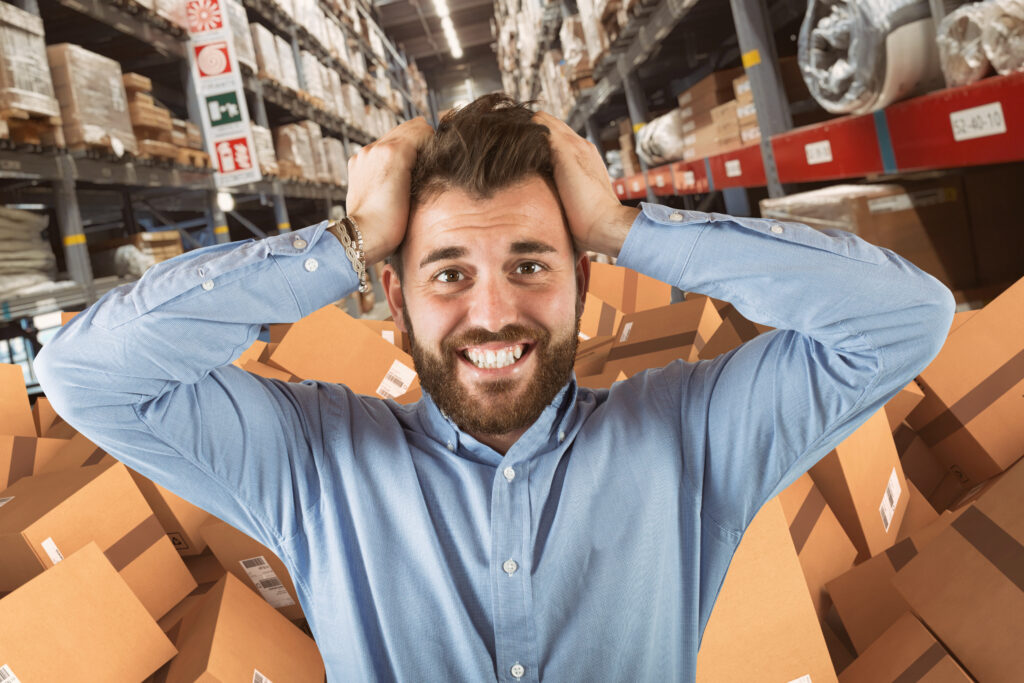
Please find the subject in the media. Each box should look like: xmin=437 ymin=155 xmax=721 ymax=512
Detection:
xmin=330 ymin=217 xmax=369 ymax=293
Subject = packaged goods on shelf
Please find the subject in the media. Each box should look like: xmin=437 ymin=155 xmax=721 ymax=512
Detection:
xmin=133 ymin=230 xmax=183 ymax=264
xmin=46 ymin=43 xmax=138 ymax=156
xmin=710 ymin=100 xmax=741 ymax=151
xmin=575 ymin=0 xmax=610 ymax=68
xmin=185 ymin=120 xmax=202 ymax=149
xmin=301 ymin=51 xmax=325 ymax=101
xmin=323 ymin=136 xmax=347 ymax=185
xmin=326 ymin=17 xmax=347 ymax=66
xmin=682 ymin=123 xmax=718 ymax=161
xmin=635 ymin=110 xmax=687 ymax=167
xmin=560 ymin=15 xmax=591 ymax=78
xmin=406 ymin=62 xmax=429 ymax=114
xmin=981 ymin=0 xmax=1024 ymax=75
xmin=275 ymin=34 xmax=301 ymax=91
xmin=325 ymin=68 xmax=345 ymax=117
xmin=301 ymin=120 xmax=332 ymax=183
xmin=759 ymin=180 xmax=976 ymax=290
xmin=0 ymin=207 xmax=56 ymax=297
xmin=251 ymin=23 xmax=283 ymax=83
xmin=937 ymin=2 xmax=996 ymax=87
xmin=342 ymin=82 xmax=366 ymax=130
xmin=275 ymin=0 xmax=297 ymax=22
xmin=0 ymin=2 xmax=60 ymax=118
xmin=154 ymin=0 xmax=187 ymax=31
xmin=251 ymin=123 xmax=279 ymax=175
xmin=349 ymin=43 xmax=368 ymax=81
xmin=273 ymin=122 xmax=315 ymax=179
xmin=539 ymin=50 xmax=573 ymax=120
xmin=676 ymin=68 xmax=743 ymax=135
xmin=798 ymin=0 xmax=943 ymax=114
xmin=226 ymin=0 xmax=257 ymax=71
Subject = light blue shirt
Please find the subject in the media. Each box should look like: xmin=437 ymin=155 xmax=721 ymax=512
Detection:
xmin=35 ymin=203 xmax=954 ymax=682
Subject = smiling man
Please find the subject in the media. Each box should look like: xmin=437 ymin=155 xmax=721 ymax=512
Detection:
xmin=36 ymin=94 xmax=954 ymax=682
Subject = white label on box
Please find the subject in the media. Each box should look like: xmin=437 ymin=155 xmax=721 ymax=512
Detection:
xmin=375 ymin=359 xmax=416 ymax=400
xmin=741 ymin=127 xmax=761 ymax=143
xmin=252 ymin=669 xmax=272 ymax=683
xmin=41 ymin=537 xmax=63 ymax=565
xmin=0 ymin=496 xmax=13 ymax=509
xmin=867 ymin=195 xmax=914 ymax=213
xmin=725 ymin=159 xmax=742 ymax=177
xmin=682 ymin=120 xmax=696 ymax=134
xmin=678 ymin=92 xmax=693 ymax=106
xmin=683 ymin=170 xmax=696 ymax=187
xmin=240 ymin=556 xmax=296 ymax=608
xmin=950 ymin=101 xmax=1006 ymax=142
xmin=619 ymin=322 xmax=633 ymax=343
xmin=804 ymin=140 xmax=833 ymax=165
xmin=381 ymin=330 xmax=395 ymax=344
xmin=879 ymin=467 xmax=902 ymax=533
xmin=680 ymin=105 xmax=693 ymax=118
xmin=737 ymin=102 xmax=756 ymax=118
xmin=655 ymin=174 xmax=665 ymax=188
xmin=578 ymin=331 xmax=591 ymax=341
xmin=682 ymin=133 xmax=696 ymax=147
xmin=786 ymin=676 xmax=812 ymax=683
xmin=0 ymin=664 xmax=23 ymax=682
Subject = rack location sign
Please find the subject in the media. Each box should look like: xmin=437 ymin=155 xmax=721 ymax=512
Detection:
xmin=186 ymin=0 xmax=260 ymax=187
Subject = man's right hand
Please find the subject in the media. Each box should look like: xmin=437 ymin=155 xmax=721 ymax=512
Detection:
xmin=344 ymin=117 xmax=435 ymax=266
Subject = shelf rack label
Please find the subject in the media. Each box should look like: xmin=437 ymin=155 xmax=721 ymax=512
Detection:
xmin=949 ymin=101 xmax=1006 ymax=142
xmin=187 ymin=0 xmax=262 ymax=187
xmin=804 ymin=140 xmax=833 ymax=166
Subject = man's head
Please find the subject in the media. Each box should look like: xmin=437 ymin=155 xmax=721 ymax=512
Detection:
xmin=380 ymin=94 xmax=590 ymax=446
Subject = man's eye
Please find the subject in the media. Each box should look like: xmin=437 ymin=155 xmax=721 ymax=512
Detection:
xmin=434 ymin=269 xmax=463 ymax=283
xmin=516 ymin=262 xmax=543 ymax=275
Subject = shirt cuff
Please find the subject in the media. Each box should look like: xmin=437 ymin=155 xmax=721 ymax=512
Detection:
xmin=270 ymin=220 xmax=362 ymax=317
xmin=616 ymin=203 xmax=711 ymax=288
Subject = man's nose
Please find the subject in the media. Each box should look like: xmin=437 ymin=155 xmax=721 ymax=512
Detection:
xmin=464 ymin=273 xmax=519 ymax=333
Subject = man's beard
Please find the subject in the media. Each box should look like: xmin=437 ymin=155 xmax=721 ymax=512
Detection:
xmin=404 ymin=307 xmax=579 ymax=437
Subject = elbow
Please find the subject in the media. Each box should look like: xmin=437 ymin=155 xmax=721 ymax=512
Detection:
xmin=913 ymin=282 xmax=957 ymax=373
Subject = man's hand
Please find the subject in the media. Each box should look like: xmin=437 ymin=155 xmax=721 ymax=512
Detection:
xmin=533 ymin=110 xmax=640 ymax=257
xmin=345 ymin=117 xmax=434 ymax=265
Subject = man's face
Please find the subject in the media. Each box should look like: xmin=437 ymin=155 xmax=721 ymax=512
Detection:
xmin=382 ymin=176 xmax=589 ymax=437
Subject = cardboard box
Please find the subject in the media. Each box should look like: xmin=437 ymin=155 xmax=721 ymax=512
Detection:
xmin=759 ymin=180 xmax=977 ymax=290
xmin=676 ymin=67 xmax=744 ymax=111
xmin=0 ymin=434 xmax=70 ymax=491
xmin=0 ymin=362 xmax=35 ymax=437
xmin=579 ymin=292 xmax=624 ymax=340
xmin=126 ymin=467 xmax=213 ymax=556
xmin=35 ymin=430 xmax=116 ymax=474
xmin=31 ymin=395 xmax=77 ymax=439
xmin=574 ymin=334 xmax=615 ymax=377
xmin=894 ymin=423 xmax=947 ymax=503
xmin=0 ymin=461 xmax=196 ymax=618
xmin=740 ymin=124 xmax=761 ymax=145
xmin=695 ymin=299 xmax=772 ymax=360
xmin=269 ymin=304 xmax=420 ymax=403
xmin=736 ymin=101 xmax=757 ymax=127
xmin=586 ymin=262 xmax=672 ymax=315
xmin=604 ymin=298 xmax=722 ymax=378
xmin=199 ymin=516 xmax=305 ymax=622
xmin=732 ymin=74 xmax=753 ymax=104
xmin=809 ymin=409 xmax=910 ymax=560
xmin=576 ymin=367 xmax=627 ymax=390
xmin=0 ymin=542 xmax=176 ymax=681
xmin=696 ymin=497 xmax=837 ymax=682
xmin=892 ymin=458 xmax=1024 ymax=681
xmin=359 ymin=318 xmax=410 ymax=353
xmin=158 ymin=573 xmax=325 ymax=682
xmin=883 ymin=381 xmax=924 ymax=431
xmin=778 ymin=473 xmax=858 ymax=618
xmin=894 ymin=479 xmax=939 ymax=540
xmin=682 ymin=123 xmax=718 ymax=161
xmin=837 ymin=613 xmax=971 ymax=682
xmin=711 ymin=100 xmax=739 ymax=141
xmin=907 ymin=277 xmax=1024 ymax=487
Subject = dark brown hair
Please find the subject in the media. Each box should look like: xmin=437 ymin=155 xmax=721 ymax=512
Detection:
xmin=391 ymin=93 xmax=566 ymax=279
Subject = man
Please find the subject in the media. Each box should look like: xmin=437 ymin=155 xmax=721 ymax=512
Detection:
xmin=36 ymin=94 xmax=954 ymax=681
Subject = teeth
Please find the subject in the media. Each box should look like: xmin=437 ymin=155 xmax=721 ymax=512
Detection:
xmin=463 ymin=344 xmax=525 ymax=369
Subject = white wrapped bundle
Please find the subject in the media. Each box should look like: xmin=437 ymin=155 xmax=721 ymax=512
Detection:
xmin=636 ymin=110 xmax=687 ymax=167
xmin=938 ymin=2 xmax=996 ymax=86
xmin=982 ymin=0 xmax=1024 ymax=75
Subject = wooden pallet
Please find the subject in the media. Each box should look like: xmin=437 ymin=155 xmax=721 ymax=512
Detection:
xmin=138 ymin=139 xmax=178 ymax=161
xmin=276 ymin=159 xmax=305 ymax=181
xmin=176 ymin=147 xmax=211 ymax=168
xmin=0 ymin=110 xmax=64 ymax=148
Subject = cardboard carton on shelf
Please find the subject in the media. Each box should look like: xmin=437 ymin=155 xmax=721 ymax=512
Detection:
xmin=739 ymin=124 xmax=761 ymax=145
xmin=710 ymin=100 xmax=739 ymax=140
xmin=676 ymin=67 xmax=744 ymax=113
xmin=0 ymin=542 xmax=176 ymax=682
xmin=837 ymin=613 xmax=971 ymax=682
xmin=0 ymin=461 xmax=197 ymax=619
xmin=681 ymin=123 xmax=718 ymax=161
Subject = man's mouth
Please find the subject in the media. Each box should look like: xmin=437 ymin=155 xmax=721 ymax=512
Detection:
xmin=459 ymin=343 xmax=531 ymax=370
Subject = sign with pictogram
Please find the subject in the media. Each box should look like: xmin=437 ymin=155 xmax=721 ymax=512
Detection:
xmin=206 ymin=91 xmax=242 ymax=126
xmin=195 ymin=42 xmax=232 ymax=77
xmin=214 ymin=137 xmax=254 ymax=174
xmin=187 ymin=0 xmax=223 ymax=33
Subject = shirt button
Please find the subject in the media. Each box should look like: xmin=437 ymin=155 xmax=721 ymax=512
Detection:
xmin=770 ymin=223 xmax=784 ymax=234
xmin=669 ymin=212 xmax=684 ymax=222
xmin=510 ymin=663 xmax=525 ymax=679
xmin=558 ymin=430 xmax=566 ymax=443
xmin=503 ymin=559 xmax=518 ymax=575
xmin=503 ymin=466 xmax=516 ymax=482
xmin=304 ymin=257 xmax=319 ymax=272
xmin=201 ymin=280 xmax=215 ymax=291
xmin=447 ymin=442 xmax=455 ymax=451
xmin=292 ymin=237 xmax=307 ymax=249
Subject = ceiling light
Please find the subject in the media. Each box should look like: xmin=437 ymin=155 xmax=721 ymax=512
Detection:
xmin=451 ymin=44 xmax=463 ymax=59
xmin=432 ymin=0 xmax=449 ymax=17
xmin=441 ymin=16 xmax=454 ymax=33
xmin=216 ymin=191 xmax=235 ymax=212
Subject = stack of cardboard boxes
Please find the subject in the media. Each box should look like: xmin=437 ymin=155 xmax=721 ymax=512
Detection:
xmin=2 ymin=262 xmax=1020 ymax=680
xmin=675 ymin=67 xmax=743 ymax=161
xmin=617 ymin=118 xmax=642 ymax=177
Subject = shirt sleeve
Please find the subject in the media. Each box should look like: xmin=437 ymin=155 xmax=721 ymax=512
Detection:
xmin=34 ymin=220 xmax=362 ymax=547
xmin=615 ymin=203 xmax=955 ymax=534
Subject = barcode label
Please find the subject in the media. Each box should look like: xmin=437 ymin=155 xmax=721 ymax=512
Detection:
xmin=1 ymin=664 xmax=23 ymax=682
xmin=0 ymin=496 xmax=14 ymax=509
xmin=375 ymin=359 xmax=416 ymax=399
xmin=805 ymin=140 xmax=833 ymax=165
xmin=240 ymin=555 xmax=295 ymax=608
xmin=879 ymin=468 xmax=903 ymax=532
xmin=950 ymin=101 xmax=1005 ymax=142
xmin=41 ymin=537 xmax=64 ymax=565
xmin=619 ymin=322 xmax=633 ymax=343
xmin=381 ymin=330 xmax=395 ymax=344
xmin=724 ymin=159 xmax=742 ymax=177
xmin=787 ymin=676 xmax=812 ymax=683
xmin=253 ymin=669 xmax=272 ymax=683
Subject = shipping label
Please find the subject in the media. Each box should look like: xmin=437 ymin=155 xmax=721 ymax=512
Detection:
xmin=0 ymin=664 xmax=23 ymax=682
xmin=724 ymin=159 xmax=742 ymax=177
xmin=879 ymin=467 xmax=902 ymax=533
xmin=376 ymin=359 xmax=417 ymax=399
xmin=239 ymin=556 xmax=296 ymax=608
xmin=0 ymin=496 xmax=14 ymax=509
xmin=41 ymin=537 xmax=64 ymax=565
xmin=252 ymin=669 xmax=273 ymax=683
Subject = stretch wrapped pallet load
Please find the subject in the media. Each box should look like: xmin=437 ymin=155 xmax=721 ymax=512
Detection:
xmin=982 ymin=0 xmax=1024 ymax=75
xmin=798 ymin=0 xmax=944 ymax=114
xmin=273 ymin=122 xmax=315 ymax=179
xmin=225 ymin=0 xmax=257 ymax=71
xmin=46 ymin=43 xmax=138 ymax=156
xmin=300 ymin=51 xmax=324 ymax=102
xmin=0 ymin=2 xmax=60 ymax=118
xmin=155 ymin=0 xmax=187 ymax=31
xmin=275 ymin=34 xmax=301 ymax=91
xmin=635 ymin=109 xmax=687 ymax=166
xmin=251 ymin=123 xmax=279 ymax=176
xmin=300 ymin=120 xmax=332 ymax=183
xmin=0 ymin=207 xmax=56 ymax=297
xmin=323 ymin=136 xmax=347 ymax=186
xmin=250 ymin=23 xmax=282 ymax=83
xmin=937 ymin=1 xmax=998 ymax=86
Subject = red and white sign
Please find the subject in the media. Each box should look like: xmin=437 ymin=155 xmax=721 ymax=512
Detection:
xmin=194 ymin=42 xmax=232 ymax=77
xmin=187 ymin=0 xmax=224 ymax=33
xmin=214 ymin=137 xmax=254 ymax=174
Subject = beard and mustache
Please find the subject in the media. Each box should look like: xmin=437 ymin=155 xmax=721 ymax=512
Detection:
xmin=404 ymin=305 xmax=580 ymax=437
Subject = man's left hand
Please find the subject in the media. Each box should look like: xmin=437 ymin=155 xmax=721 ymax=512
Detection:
xmin=533 ymin=110 xmax=640 ymax=257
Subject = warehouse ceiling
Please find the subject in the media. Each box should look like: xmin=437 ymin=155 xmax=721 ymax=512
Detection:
xmin=374 ymin=0 xmax=497 ymax=72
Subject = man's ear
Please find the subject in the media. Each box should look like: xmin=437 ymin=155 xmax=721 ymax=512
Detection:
xmin=575 ymin=251 xmax=591 ymax=316
xmin=380 ymin=264 xmax=408 ymax=332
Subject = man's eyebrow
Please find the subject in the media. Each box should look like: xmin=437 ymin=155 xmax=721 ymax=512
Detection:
xmin=419 ymin=246 xmax=468 ymax=269
xmin=509 ymin=240 xmax=557 ymax=255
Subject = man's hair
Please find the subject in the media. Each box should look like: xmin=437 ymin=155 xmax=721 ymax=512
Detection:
xmin=390 ymin=93 xmax=568 ymax=280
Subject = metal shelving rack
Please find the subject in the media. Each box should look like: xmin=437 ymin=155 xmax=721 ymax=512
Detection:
xmin=0 ymin=0 xmax=424 ymax=326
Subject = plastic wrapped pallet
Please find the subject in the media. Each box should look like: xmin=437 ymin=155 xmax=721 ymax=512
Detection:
xmin=539 ymin=50 xmax=573 ymax=120
xmin=937 ymin=2 xmax=997 ymax=86
xmin=301 ymin=51 xmax=324 ymax=101
xmin=275 ymin=34 xmax=300 ymax=91
xmin=273 ymin=122 xmax=314 ymax=178
xmin=0 ymin=3 xmax=60 ymax=118
xmin=349 ymin=46 xmax=367 ymax=81
xmin=225 ymin=0 xmax=256 ymax=71
xmin=301 ymin=120 xmax=332 ymax=183
xmin=0 ymin=207 xmax=56 ymax=296
xmin=251 ymin=123 xmax=279 ymax=176
xmin=798 ymin=0 xmax=944 ymax=114
xmin=982 ymin=0 xmax=1024 ymax=75
xmin=343 ymin=83 xmax=365 ymax=131
xmin=576 ymin=0 xmax=610 ymax=67
xmin=250 ymin=23 xmax=282 ymax=82
xmin=46 ymin=44 xmax=138 ymax=155
xmin=560 ymin=15 xmax=591 ymax=77
xmin=323 ymin=137 xmax=347 ymax=186
xmin=154 ymin=0 xmax=187 ymax=31
xmin=327 ymin=18 xmax=348 ymax=66
xmin=636 ymin=109 xmax=687 ymax=167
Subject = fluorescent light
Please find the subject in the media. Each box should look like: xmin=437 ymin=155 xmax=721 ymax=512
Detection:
xmin=451 ymin=44 xmax=463 ymax=59
xmin=432 ymin=0 xmax=448 ymax=17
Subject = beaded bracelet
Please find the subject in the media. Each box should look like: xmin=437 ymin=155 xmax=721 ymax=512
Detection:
xmin=328 ymin=216 xmax=369 ymax=293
